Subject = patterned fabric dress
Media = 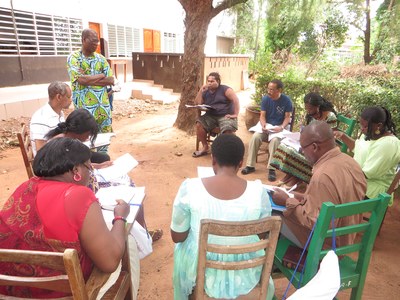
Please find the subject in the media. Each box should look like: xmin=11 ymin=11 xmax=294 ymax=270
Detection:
xmin=270 ymin=111 xmax=337 ymax=183
xmin=67 ymin=51 xmax=113 ymax=152
xmin=0 ymin=178 xmax=96 ymax=298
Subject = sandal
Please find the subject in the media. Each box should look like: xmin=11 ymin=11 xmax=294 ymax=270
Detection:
xmin=148 ymin=229 xmax=163 ymax=242
xmin=192 ymin=150 xmax=210 ymax=158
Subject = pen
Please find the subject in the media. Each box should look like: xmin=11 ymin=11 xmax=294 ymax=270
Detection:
xmin=101 ymin=205 xmax=114 ymax=211
xmin=129 ymin=203 xmax=141 ymax=207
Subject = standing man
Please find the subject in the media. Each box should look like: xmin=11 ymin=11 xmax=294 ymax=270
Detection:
xmin=30 ymin=81 xmax=72 ymax=155
xmin=272 ymin=121 xmax=366 ymax=248
xmin=192 ymin=72 xmax=240 ymax=157
xmin=67 ymin=28 xmax=114 ymax=153
xmin=241 ymin=79 xmax=292 ymax=181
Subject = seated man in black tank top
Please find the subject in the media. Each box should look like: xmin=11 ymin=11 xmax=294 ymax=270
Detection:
xmin=192 ymin=72 xmax=240 ymax=157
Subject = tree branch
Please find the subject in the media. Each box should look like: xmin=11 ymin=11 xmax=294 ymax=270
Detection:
xmin=211 ymin=0 xmax=248 ymax=18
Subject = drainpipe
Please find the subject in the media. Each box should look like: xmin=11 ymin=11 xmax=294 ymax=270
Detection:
xmin=10 ymin=0 xmax=24 ymax=80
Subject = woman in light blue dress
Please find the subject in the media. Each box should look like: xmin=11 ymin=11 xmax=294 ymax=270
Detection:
xmin=170 ymin=134 xmax=274 ymax=300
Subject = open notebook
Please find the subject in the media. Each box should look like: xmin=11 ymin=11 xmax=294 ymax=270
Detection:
xmin=97 ymin=186 xmax=145 ymax=224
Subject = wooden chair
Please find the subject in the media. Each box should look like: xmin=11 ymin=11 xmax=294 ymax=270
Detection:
xmin=192 ymin=216 xmax=282 ymax=299
xmin=256 ymin=106 xmax=296 ymax=162
xmin=17 ymin=123 xmax=34 ymax=178
xmin=0 ymin=245 xmax=132 ymax=299
xmin=336 ymin=114 xmax=357 ymax=153
xmin=273 ymin=193 xmax=391 ymax=300
xmin=195 ymin=127 xmax=220 ymax=151
xmin=195 ymin=109 xmax=222 ymax=151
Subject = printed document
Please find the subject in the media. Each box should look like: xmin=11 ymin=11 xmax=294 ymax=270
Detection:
xmin=95 ymin=153 xmax=139 ymax=181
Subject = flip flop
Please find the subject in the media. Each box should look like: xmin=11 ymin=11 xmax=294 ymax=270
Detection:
xmin=192 ymin=150 xmax=210 ymax=158
xmin=148 ymin=229 xmax=163 ymax=243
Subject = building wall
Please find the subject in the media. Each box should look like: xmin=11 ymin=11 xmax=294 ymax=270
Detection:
xmin=132 ymin=53 xmax=249 ymax=92
xmin=0 ymin=56 xmax=133 ymax=87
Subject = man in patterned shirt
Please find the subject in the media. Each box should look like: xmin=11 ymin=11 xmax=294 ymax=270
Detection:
xmin=67 ymin=28 xmax=115 ymax=152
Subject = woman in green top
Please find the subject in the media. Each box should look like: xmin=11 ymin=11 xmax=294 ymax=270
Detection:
xmin=335 ymin=106 xmax=400 ymax=205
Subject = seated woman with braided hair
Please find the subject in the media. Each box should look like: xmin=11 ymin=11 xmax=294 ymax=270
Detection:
xmin=45 ymin=108 xmax=111 ymax=166
xmin=270 ymin=92 xmax=337 ymax=188
xmin=334 ymin=106 xmax=400 ymax=204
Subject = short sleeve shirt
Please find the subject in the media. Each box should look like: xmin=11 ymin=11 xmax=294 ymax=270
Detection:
xmin=30 ymin=103 xmax=65 ymax=155
xmin=260 ymin=94 xmax=292 ymax=126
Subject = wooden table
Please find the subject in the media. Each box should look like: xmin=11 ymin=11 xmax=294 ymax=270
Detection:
xmin=107 ymin=59 xmax=128 ymax=82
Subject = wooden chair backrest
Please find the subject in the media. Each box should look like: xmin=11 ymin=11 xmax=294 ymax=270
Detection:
xmin=0 ymin=248 xmax=88 ymax=299
xmin=0 ymin=246 xmax=132 ymax=300
xmin=274 ymin=193 xmax=390 ymax=300
xmin=336 ymin=114 xmax=357 ymax=153
xmin=193 ymin=216 xmax=282 ymax=299
xmin=16 ymin=123 xmax=34 ymax=178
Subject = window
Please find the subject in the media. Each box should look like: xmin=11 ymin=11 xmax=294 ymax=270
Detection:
xmin=0 ymin=7 xmax=82 ymax=55
xmin=108 ymin=24 xmax=140 ymax=57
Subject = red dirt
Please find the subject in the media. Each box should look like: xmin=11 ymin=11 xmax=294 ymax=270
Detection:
xmin=0 ymin=95 xmax=399 ymax=299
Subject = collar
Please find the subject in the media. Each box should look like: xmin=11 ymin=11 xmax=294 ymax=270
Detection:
xmin=314 ymin=147 xmax=341 ymax=169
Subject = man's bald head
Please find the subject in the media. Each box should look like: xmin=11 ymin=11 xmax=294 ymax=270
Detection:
xmin=300 ymin=121 xmax=336 ymax=164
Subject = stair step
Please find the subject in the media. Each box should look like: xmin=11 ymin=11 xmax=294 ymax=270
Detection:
xmin=130 ymin=81 xmax=180 ymax=105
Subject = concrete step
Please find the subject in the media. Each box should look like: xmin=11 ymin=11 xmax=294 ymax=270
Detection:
xmin=130 ymin=80 xmax=180 ymax=105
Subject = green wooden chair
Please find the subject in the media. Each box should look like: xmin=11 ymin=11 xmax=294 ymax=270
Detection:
xmin=274 ymin=193 xmax=391 ymax=300
xmin=336 ymin=114 xmax=357 ymax=153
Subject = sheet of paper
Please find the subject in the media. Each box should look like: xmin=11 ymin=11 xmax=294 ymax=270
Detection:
xmin=101 ymin=186 xmax=145 ymax=224
xmin=263 ymin=184 xmax=294 ymax=212
xmin=282 ymin=131 xmax=301 ymax=141
xmin=95 ymin=153 xmax=139 ymax=181
xmin=268 ymin=129 xmax=291 ymax=142
xmin=83 ymin=133 xmax=116 ymax=148
xmin=249 ymin=122 xmax=290 ymax=141
xmin=197 ymin=166 xmax=215 ymax=178
xmin=96 ymin=185 xmax=136 ymax=209
xmin=185 ymin=104 xmax=214 ymax=110
xmin=281 ymin=138 xmax=301 ymax=152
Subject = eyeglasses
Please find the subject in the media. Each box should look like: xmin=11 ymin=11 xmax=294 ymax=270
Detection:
xmin=300 ymin=138 xmax=332 ymax=150
xmin=82 ymin=163 xmax=94 ymax=171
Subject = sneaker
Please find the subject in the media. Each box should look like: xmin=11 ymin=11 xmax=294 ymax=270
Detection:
xmin=241 ymin=166 xmax=255 ymax=175
xmin=268 ymin=169 xmax=277 ymax=182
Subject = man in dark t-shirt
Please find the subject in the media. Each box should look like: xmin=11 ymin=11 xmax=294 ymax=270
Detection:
xmin=241 ymin=79 xmax=293 ymax=181
xmin=192 ymin=72 xmax=240 ymax=157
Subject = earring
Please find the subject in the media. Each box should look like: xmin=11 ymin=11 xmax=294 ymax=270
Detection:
xmin=374 ymin=129 xmax=380 ymax=135
xmin=73 ymin=173 xmax=82 ymax=182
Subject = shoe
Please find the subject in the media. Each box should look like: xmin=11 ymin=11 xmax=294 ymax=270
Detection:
xmin=192 ymin=150 xmax=210 ymax=158
xmin=241 ymin=166 xmax=255 ymax=175
xmin=268 ymin=169 xmax=277 ymax=182
xmin=149 ymin=229 xmax=163 ymax=243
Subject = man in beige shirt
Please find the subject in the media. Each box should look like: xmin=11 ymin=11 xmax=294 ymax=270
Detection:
xmin=272 ymin=121 xmax=367 ymax=247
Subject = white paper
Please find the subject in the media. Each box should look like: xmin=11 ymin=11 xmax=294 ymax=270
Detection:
xmin=281 ymin=138 xmax=302 ymax=152
xmin=282 ymin=131 xmax=301 ymax=141
xmin=95 ymin=153 xmax=138 ymax=181
xmin=96 ymin=185 xmax=136 ymax=209
xmin=249 ymin=122 xmax=290 ymax=141
xmin=185 ymin=104 xmax=213 ymax=110
xmin=101 ymin=187 xmax=145 ymax=224
xmin=83 ymin=133 xmax=116 ymax=148
xmin=197 ymin=166 xmax=215 ymax=178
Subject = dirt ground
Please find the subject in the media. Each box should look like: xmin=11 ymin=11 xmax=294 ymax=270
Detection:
xmin=0 ymin=91 xmax=399 ymax=299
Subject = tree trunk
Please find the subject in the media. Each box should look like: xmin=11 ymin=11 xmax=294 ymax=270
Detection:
xmin=363 ymin=0 xmax=372 ymax=64
xmin=174 ymin=0 xmax=248 ymax=133
xmin=174 ymin=3 xmax=212 ymax=133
